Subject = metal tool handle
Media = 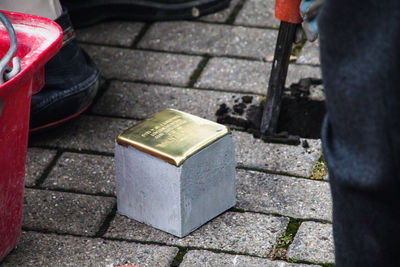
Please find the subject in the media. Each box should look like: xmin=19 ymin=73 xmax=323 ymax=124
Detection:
xmin=260 ymin=21 xmax=298 ymax=135
xmin=0 ymin=11 xmax=21 ymax=85
xmin=259 ymin=0 xmax=302 ymax=135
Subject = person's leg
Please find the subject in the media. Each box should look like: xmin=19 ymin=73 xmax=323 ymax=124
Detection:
xmin=0 ymin=0 xmax=100 ymax=131
xmin=319 ymin=0 xmax=400 ymax=265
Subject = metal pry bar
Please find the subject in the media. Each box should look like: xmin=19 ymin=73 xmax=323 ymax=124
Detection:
xmin=260 ymin=0 xmax=302 ymax=136
xmin=260 ymin=21 xmax=298 ymax=135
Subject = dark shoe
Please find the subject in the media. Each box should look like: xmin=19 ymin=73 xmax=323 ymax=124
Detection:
xmin=60 ymin=0 xmax=231 ymax=28
xmin=29 ymin=9 xmax=100 ymax=132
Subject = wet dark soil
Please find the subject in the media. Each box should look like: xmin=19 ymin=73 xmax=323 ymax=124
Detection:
xmin=216 ymin=78 xmax=326 ymax=142
xmin=278 ymin=95 xmax=326 ymax=138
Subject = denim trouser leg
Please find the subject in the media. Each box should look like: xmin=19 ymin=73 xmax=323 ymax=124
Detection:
xmin=319 ymin=0 xmax=400 ymax=266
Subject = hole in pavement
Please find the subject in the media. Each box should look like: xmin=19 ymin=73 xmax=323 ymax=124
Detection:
xmin=216 ymin=78 xmax=326 ymax=140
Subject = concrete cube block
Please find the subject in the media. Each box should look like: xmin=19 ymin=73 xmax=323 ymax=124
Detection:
xmin=115 ymin=109 xmax=236 ymax=237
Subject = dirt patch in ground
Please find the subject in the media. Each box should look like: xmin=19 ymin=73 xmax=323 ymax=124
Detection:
xmin=216 ymin=78 xmax=326 ymax=142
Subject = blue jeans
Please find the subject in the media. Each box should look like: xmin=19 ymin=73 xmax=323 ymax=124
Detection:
xmin=319 ymin=0 xmax=400 ymax=265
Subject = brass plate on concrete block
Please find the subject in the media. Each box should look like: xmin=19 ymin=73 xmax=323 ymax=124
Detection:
xmin=117 ymin=109 xmax=230 ymax=166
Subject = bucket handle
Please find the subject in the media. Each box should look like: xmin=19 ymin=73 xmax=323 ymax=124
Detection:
xmin=0 ymin=11 xmax=21 ymax=85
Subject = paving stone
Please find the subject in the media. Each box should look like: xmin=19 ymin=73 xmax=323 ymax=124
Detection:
xmin=29 ymin=115 xmax=321 ymax=177
xmin=296 ymin=41 xmax=321 ymax=65
xmin=105 ymin=211 xmax=289 ymax=256
xmin=286 ymin=64 xmax=322 ymax=86
xmin=235 ymin=0 xmax=279 ymax=28
xmin=25 ymin=148 xmax=57 ymax=187
xmin=2 ymin=231 xmax=178 ymax=267
xmin=92 ymin=81 xmax=262 ymax=120
xmin=181 ymin=250 xmax=313 ymax=266
xmin=82 ymin=44 xmax=202 ymax=86
xmin=236 ymin=170 xmax=332 ymax=221
xmin=199 ymin=0 xmax=239 ymax=22
xmin=288 ymin=222 xmax=334 ymax=264
xmin=41 ymin=153 xmax=116 ymax=195
xmin=22 ymin=188 xmax=115 ymax=236
xmin=195 ymin=57 xmax=321 ymax=94
xmin=29 ymin=115 xmax=137 ymax=154
xmin=76 ymin=21 xmax=144 ymax=47
xmin=196 ymin=57 xmax=267 ymax=93
xmin=138 ymin=22 xmax=277 ymax=59
xmin=233 ymin=131 xmax=322 ymax=177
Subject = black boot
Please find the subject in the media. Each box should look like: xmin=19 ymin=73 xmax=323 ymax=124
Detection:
xmin=60 ymin=0 xmax=232 ymax=28
xmin=29 ymin=8 xmax=100 ymax=132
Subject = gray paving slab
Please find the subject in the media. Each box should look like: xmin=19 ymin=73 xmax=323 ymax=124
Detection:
xmin=30 ymin=116 xmax=321 ymax=176
xmin=25 ymin=148 xmax=57 ymax=187
xmin=76 ymin=21 xmax=144 ymax=47
xmin=41 ymin=152 xmax=116 ymax=195
xmin=296 ymin=40 xmax=321 ymax=65
xmin=195 ymin=57 xmax=321 ymax=94
xmin=198 ymin=0 xmax=239 ymax=22
xmin=236 ymin=170 xmax=332 ymax=221
xmin=29 ymin=115 xmax=137 ymax=154
xmin=82 ymin=44 xmax=202 ymax=86
xmin=105 ymin=211 xmax=289 ymax=256
xmin=196 ymin=57 xmax=267 ymax=93
xmin=233 ymin=131 xmax=322 ymax=177
xmin=138 ymin=22 xmax=277 ymax=59
xmin=181 ymin=250 xmax=313 ymax=266
xmin=91 ymin=81 xmax=262 ymax=120
xmin=2 ymin=231 xmax=178 ymax=267
xmin=22 ymin=188 xmax=115 ymax=236
xmin=235 ymin=0 xmax=279 ymax=28
xmin=288 ymin=222 xmax=334 ymax=264
xmin=286 ymin=64 xmax=322 ymax=86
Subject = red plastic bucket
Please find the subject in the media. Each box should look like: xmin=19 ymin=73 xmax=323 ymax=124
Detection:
xmin=0 ymin=11 xmax=62 ymax=260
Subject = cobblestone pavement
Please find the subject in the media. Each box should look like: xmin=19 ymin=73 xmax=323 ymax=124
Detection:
xmin=3 ymin=1 xmax=334 ymax=266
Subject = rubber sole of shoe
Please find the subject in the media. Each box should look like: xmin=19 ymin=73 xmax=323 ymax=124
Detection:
xmin=62 ymin=0 xmax=231 ymax=28
xmin=29 ymin=100 xmax=93 ymax=133
xmin=29 ymin=72 xmax=100 ymax=133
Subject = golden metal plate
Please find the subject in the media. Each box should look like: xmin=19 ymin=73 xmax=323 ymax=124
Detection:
xmin=117 ymin=109 xmax=230 ymax=167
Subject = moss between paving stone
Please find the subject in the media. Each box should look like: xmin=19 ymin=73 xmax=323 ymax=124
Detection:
xmin=291 ymin=31 xmax=307 ymax=58
xmin=170 ymin=247 xmax=189 ymax=267
xmin=289 ymin=258 xmax=335 ymax=267
xmin=270 ymin=218 xmax=300 ymax=260
xmin=311 ymin=156 xmax=328 ymax=180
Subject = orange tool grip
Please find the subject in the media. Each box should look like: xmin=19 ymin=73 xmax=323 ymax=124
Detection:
xmin=275 ymin=0 xmax=303 ymax=24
